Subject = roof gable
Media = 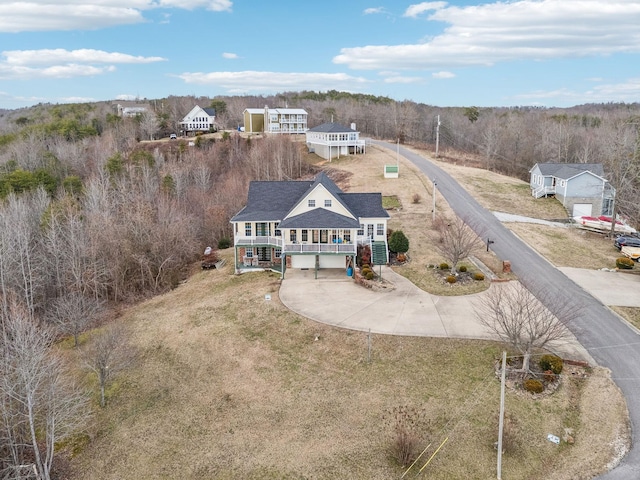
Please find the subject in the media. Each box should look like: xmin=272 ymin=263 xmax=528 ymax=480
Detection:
xmin=230 ymin=172 xmax=388 ymax=224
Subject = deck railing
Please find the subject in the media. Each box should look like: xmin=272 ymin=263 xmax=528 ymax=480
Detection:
xmin=235 ymin=236 xmax=282 ymax=246
xmin=283 ymin=243 xmax=356 ymax=254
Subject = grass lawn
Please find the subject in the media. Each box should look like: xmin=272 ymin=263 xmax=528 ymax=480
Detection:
xmin=68 ymin=251 xmax=629 ymax=479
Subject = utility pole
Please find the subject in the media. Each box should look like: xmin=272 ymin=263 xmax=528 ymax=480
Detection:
xmin=435 ymin=115 xmax=441 ymax=158
xmin=497 ymin=351 xmax=507 ymax=479
xmin=432 ymin=179 xmax=437 ymax=222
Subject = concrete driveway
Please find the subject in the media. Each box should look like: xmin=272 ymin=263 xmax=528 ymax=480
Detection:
xmin=278 ymin=266 xmax=592 ymax=362
xmin=559 ymin=267 xmax=640 ymax=308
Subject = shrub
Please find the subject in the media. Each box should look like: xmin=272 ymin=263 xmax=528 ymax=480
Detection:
xmin=523 ymin=379 xmax=544 ymax=394
xmin=446 ymin=275 xmax=457 ymax=284
xmin=543 ymin=370 xmax=556 ymax=384
xmin=411 ymin=193 xmax=421 ymax=204
xmin=439 ymin=263 xmax=450 ymax=270
xmin=539 ymin=354 xmax=563 ymax=375
xmin=473 ymin=272 xmax=485 ymax=281
xmin=616 ymin=257 xmax=635 ymax=269
xmin=396 ymin=253 xmax=406 ymax=263
xmin=389 ymin=230 xmax=410 ymax=254
xmin=458 ymin=265 xmax=467 ymax=273
xmin=365 ymin=271 xmax=375 ymax=280
xmin=384 ymin=406 xmax=426 ymax=468
xmin=217 ymin=237 xmax=231 ymax=249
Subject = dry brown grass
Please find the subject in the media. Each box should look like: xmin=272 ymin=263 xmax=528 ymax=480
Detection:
xmin=322 ymin=146 xmax=503 ymax=295
xmin=67 ymin=250 xmax=628 ymax=479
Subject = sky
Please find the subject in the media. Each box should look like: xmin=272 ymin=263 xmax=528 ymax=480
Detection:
xmin=1 ymin=0 xmax=640 ymax=110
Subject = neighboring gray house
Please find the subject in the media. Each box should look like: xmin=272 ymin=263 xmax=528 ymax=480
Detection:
xmin=529 ymin=162 xmax=614 ymax=218
xmin=305 ymin=122 xmax=367 ymax=161
xmin=230 ymin=172 xmax=389 ymax=276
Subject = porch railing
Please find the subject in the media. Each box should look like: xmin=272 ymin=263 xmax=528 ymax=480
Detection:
xmin=235 ymin=236 xmax=282 ymax=246
xmin=284 ymin=243 xmax=356 ymax=254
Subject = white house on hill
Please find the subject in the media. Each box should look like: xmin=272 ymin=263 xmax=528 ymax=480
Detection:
xmin=305 ymin=122 xmax=366 ymax=161
xmin=180 ymin=105 xmax=216 ymax=136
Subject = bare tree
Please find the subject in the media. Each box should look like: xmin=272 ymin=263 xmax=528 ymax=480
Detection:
xmin=476 ymin=283 xmax=580 ymax=372
xmin=434 ymin=216 xmax=483 ymax=273
xmin=47 ymin=292 xmax=103 ymax=347
xmin=0 ymin=298 xmax=89 ymax=480
xmin=83 ymin=323 xmax=134 ymax=407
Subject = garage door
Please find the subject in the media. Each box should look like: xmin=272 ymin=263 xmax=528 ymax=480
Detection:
xmin=572 ymin=203 xmax=593 ymax=217
xmin=319 ymin=255 xmax=347 ymax=269
xmin=290 ymin=255 xmax=315 ymax=269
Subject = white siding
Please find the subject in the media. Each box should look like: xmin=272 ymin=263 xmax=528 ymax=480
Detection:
xmin=285 ymin=184 xmax=355 ymax=219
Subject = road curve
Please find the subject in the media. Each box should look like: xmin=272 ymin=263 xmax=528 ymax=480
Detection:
xmin=373 ymin=140 xmax=640 ymax=479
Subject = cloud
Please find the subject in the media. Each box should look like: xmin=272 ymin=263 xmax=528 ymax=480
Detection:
xmin=432 ymin=71 xmax=455 ymax=79
xmin=222 ymin=52 xmax=239 ymax=59
xmin=363 ymin=7 xmax=385 ymax=15
xmin=404 ymin=2 xmax=448 ymax=18
xmin=0 ymin=49 xmax=165 ymax=80
xmin=0 ymin=0 xmax=232 ymax=32
xmin=382 ymin=76 xmax=424 ymax=84
xmin=335 ymin=0 xmax=640 ymax=70
xmin=176 ymin=71 xmax=369 ymax=92
xmin=516 ymin=78 xmax=640 ymax=105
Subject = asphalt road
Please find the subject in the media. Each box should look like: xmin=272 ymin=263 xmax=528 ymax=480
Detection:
xmin=374 ymin=140 xmax=640 ymax=479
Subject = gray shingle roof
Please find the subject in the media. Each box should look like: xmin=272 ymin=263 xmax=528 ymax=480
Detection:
xmin=534 ymin=163 xmax=604 ymax=179
xmin=307 ymin=122 xmax=356 ymax=133
xmin=230 ymin=172 xmax=389 ymax=224
xmin=278 ymin=209 xmax=360 ymax=229
xmin=203 ymin=107 xmax=216 ymax=116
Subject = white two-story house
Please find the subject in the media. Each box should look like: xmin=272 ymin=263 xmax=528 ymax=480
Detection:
xmin=305 ymin=122 xmax=367 ymax=160
xmin=180 ymin=105 xmax=216 ymax=136
xmin=230 ymin=172 xmax=389 ymax=277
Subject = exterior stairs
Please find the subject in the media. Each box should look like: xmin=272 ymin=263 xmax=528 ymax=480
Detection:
xmin=371 ymin=241 xmax=388 ymax=265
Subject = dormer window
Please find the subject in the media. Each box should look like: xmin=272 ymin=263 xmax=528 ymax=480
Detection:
xmin=324 ymin=199 xmax=332 ymax=207
xmin=308 ymin=199 xmax=315 ymax=207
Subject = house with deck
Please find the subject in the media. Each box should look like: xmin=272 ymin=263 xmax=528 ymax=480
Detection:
xmin=230 ymin=172 xmax=389 ymax=276
xmin=243 ymin=106 xmax=308 ymax=134
xmin=180 ymin=105 xmax=216 ymax=136
xmin=305 ymin=122 xmax=367 ymax=161
xmin=529 ymin=162 xmax=614 ymax=218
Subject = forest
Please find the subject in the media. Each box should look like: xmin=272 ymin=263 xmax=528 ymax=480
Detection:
xmin=0 ymin=92 xmax=639 ymax=478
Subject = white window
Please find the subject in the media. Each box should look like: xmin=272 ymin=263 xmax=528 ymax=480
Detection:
xmin=358 ymin=224 xmax=364 ymax=236
xmin=308 ymin=199 xmax=315 ymax=207
xmin=301 ymin=229 xmax=308 ymax=242
xmin=377 ymin=223 xmax=384 ymax=236
xmin=325 ymin=199 xmax=332 ymax=207
xmin=245 ymin=223 xmax=252 ymax=236
xmin=290 ymin=230 xmax=297 ymax=242
xmin=275 ymin=248 xmax=282 ymax=258
xmin=367 ymin=224 xmax=374 ymax=238
xmin=245 ymin=248 xmax=253 ymax=258
xmin=275 ymin=222 xmax=281 ymax=237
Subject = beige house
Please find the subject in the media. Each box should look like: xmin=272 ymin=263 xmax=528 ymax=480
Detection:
xmin=243 ymin=106 xmax=308 ymax=134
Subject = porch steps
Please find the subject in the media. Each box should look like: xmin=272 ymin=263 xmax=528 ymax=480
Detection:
xmin=371 ymin=241 xmax=388 ymax=265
